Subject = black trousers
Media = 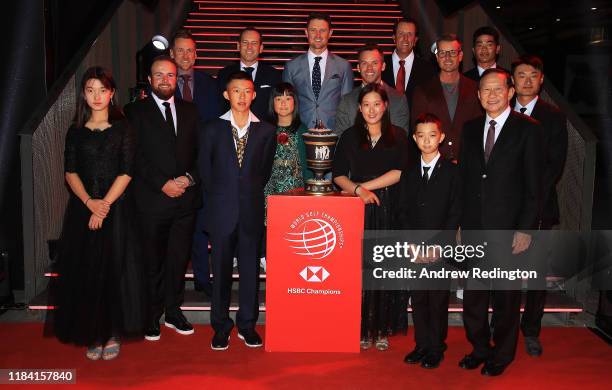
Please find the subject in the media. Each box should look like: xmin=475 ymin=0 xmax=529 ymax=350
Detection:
xmin=463 ymin=290 xmax=522 ymax=365
xmin=209 ymin=224 xmax=261 ymax=333
xmin=521 ymin=290 xmax=546 ymax=337
xmin=139 ymin=211 xmax=196 ymax=323
xmin=411 ymin=290 xmax=450 ymax=353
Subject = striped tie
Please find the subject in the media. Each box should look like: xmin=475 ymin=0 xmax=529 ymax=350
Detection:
xmin=231 ymin=126 xmax=249 ymax=167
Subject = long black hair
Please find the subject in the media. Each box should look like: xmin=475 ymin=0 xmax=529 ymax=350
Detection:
xmin=74 ymin=66 xmax=124 ymax=128
xmin=268 ymin=82 xmax=302 ymax=131
xmin=354 ymin=83 xmax=396 ymax=149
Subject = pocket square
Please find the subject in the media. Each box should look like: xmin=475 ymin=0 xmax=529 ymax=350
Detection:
xmin=260 ymin=85 xmax=271 ymax=88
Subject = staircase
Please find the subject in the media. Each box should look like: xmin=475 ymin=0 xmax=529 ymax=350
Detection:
xmin=28 ymin=0 xmax=583 ymax=321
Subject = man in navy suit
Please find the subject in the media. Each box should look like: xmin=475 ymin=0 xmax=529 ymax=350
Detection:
xmin=283 ymin=12 xmax=353 ymax=131
xmin=170 ymin=29 xmax=220 ymax=296
xmin=511 ymin=55 xmax=567 ymax=357
xmin=217 ymin=27 xmax=282 ymax=121
xmin=199 ymin=71 xmax=276 ymax=350
xmin=381 ymin=17 xmax=436 ymax=108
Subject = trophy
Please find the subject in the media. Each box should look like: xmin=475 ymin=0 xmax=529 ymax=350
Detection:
xmin=302 ymin=120 xmax=339 ymax=195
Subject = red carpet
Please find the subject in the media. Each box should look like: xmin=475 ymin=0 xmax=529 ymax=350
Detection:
xmin=0 ymin=324 xmax=610 ymax=389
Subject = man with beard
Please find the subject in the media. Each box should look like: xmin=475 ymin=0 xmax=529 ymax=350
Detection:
xmin=125 ymin=56 xmax=202 ymax=341
xmin=335 ymin=43 xmax=410 ymax=136
xmin=464 ymin=27 xmax=507 ymax=81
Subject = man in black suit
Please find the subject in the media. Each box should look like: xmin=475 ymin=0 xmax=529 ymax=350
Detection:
xmin=458 ymin=68 xmax=542 ymax=376
xmin=411 ymin=34 xmax=482 ymax=162
xmin=464 ymin=27 xmax=505 ymax=81
xmin=126 ymin=56 xmax=202 ymax=341
xmin=200 ymin=71 xmax=276 ymax=350
xmin=169 ymin=28 xmax=220 ymax=297
xmin=381 ymin=17 xmax=436 ymax=108
xmin=511 ymin=55 xmax=567 ymax=357
xmin=399 ymin=113 xmax=462 ymax=369
xmin=217 ymin=27 xmax=282 ymax=121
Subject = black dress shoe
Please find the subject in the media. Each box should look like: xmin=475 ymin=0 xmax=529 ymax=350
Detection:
xmin=481 ymin=361 xmax=509 ymax=376
xmin=194 ymin=280 xmax=213 ymax=297
xmin=238 ymin=328 xmax=263 ymax=347
xmin=421 ymin=352 xmax=443 ymax=369
xmin=458 ymin=354 xmax=487 ymax=370
xmin=404 ymin=347 xmax=427 ymax=364
xmin=164 ymin=313 xmax=194 ymax=335
xmin=144 ymin=323 xmax=161 ymax=341
xmin=211 ymin=331 xmax=230 ymax=350
xmin=524 ymin=336 xmax=543 ymax=356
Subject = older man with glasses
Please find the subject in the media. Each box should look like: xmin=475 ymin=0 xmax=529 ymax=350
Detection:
xmin=410 ymin=34 xmax=482 ymax=162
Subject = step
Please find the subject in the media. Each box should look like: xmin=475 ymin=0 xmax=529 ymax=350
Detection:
xmin=185 ymin=25 xmax=392 ymax=33
xmin=186 ymin=18 xmax=395 ymax=26
xmin=190 ymin=12 xmax=400 ymax=20
xmin=28 ymin=289 xmax=582 ymax=313
xmin=194 ymin=0 xmax=400 ymax=8
xmin=197 ymin=6 xmax=402 ymax=15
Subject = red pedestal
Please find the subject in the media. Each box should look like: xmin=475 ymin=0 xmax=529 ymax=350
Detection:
xmin=265 ymin=191 xmax=364 ymax=352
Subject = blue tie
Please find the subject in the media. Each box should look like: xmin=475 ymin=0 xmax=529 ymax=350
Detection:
xmin=312 ymin=56 xmax=322 ymax=100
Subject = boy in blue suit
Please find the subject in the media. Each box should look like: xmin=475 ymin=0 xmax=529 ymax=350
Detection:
xmin=398 ymin=113 xmax=462 ymax=369
xmin=199 ymin=71 xmax=276 ymax=350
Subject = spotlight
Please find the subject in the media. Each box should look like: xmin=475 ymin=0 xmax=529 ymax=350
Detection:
xmin=152 ymin=35 xmax=169 ymax=50
xmin=131 ymin=34 xmax=170 ymax=101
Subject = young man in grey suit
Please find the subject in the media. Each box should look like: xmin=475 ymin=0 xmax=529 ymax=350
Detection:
xmin=282 ymin=12 xmax=353 ymax=131
xmin=335 ymin=43 xmax=410 ymax=136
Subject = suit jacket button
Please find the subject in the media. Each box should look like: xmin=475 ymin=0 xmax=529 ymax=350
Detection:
xmin=448 ymin=141 xmax=453 ymax=146
xmin=482 ymin=174 xmax=487 ymax=179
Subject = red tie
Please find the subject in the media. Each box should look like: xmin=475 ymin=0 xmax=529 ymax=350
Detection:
xmin=396 ymin=59 xmax=406 ymax=94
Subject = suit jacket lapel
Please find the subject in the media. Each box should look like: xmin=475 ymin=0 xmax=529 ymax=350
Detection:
xmin=298 ymin=55 xmax=316 ymax=101
xmin=432 ymin=79 xmax=452 ymax=126
xmin=486 ymin=111 xmax=515 ymax=166
xmin=241 ymin=122 xmax=260 ymax=168
xmin=321 ymin=53 xmax=335 ymax=92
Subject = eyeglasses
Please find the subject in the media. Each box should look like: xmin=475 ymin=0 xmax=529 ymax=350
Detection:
xmin=436 ymin=49 xmax=462 ymax=58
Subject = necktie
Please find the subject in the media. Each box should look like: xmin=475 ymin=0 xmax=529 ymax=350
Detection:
xmin=243 ymin=66 xmax=254 ymax=80
xmin=396 ymin=59 xmax=406 ymax=94
xmin=180 ymin=74 xmax=192 ymax=102
xmin=162 ymin=102 xmax=175 ymax=136
xmin=422 ymin=166 xmax=430 ymax=186
xmin=484 ymin=119 xmax=496 ymax=163
xmin=312 ymin=56 xmax=322 ymax=100
xmin=520 ymin=107 xmax=527 ymax=114
xmin=231 ymin=126 xmax=249 ymax=167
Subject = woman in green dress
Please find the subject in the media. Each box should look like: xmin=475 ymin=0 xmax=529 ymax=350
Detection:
xmin=264 ymin=82 xmax=310 ymax=197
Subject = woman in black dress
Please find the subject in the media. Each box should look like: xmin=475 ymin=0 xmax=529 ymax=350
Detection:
xmin=52 ymin=67 xmax=144 ymax=360
xmin=332 ymin=83 xmax=409 ymax=351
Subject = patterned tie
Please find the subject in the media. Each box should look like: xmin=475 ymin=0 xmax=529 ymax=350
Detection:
xmin=162 ymin=102 xmax=175 ymax=136
xmin=520 ymin=107 xmax=527 ymax=114
xmin=180 ymin=74 xmax=192 ymax=102
xmin=312 ymin=56 xmax=322 ymax=100
xmin=484 ymin=119 xmax=496 ymax=163
xmin=422 ymin=166 xmax=430 ymax=186
xmin=243 ymin=66 xmax=254 ymax=80
xmin=231 ymin=126 xmax=249 ymax=167
xmin=396 ymin=59 xmax=406 ymax=94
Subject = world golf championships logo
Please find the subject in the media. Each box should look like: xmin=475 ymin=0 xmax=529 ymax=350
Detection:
xmin=285 ymin=212 xmax=345 ymax=283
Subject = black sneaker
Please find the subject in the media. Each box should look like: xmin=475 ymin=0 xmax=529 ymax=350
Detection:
xmin=164 ymin=313 xmax=194 ymax=335
xmin=238 ymin=328 xmax=263 ymax=348
xmin=211 ymin=331 xmax=230 ymax=351
xmin=144 ymin=323 xmax=161 ymax=341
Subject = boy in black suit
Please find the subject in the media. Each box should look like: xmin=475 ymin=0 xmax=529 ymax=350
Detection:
xmin=398 ymin=113 xmax=462 ymax=369
xmin=199 ymin=71 xmax=276 ymax=350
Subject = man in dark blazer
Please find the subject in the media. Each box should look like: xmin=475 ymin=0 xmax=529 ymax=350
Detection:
xmin=170 ymin=29 xmax=219 ymax=122
xmin=381 ymin=17 xmax=436 ymax=109
xmin=464 ymin=26 xmax=507 ymax=81
xmin=458 ymin=68 xmax=542 ymax=376
xmin=282 ymin=12 xmax=354 ymax=131
xmin=126 ymin=56 xmax=202 ymax=341
xmin=511 ymin=55 xmax=567 ymax=357
xmin=217 ymin=27 xmax=282 ymax=121
xmin=398 ymin=113 xmax=462 ymax=369
xmin=170 ymin=29 xmax=220 ymax=297
xmin=335 ymin=44 xmax=410 ymax=135
xmin=200 ymin=71 xmax=276 ymax=351
xmin=411 ymin=34 xmax=482 ymax=162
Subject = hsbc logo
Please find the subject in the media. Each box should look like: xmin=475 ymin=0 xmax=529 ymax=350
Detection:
xmin=299 ymin=266 xmax=330 ymax=282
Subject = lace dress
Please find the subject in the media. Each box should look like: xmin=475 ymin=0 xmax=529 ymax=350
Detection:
xmin=51 ymin=120 xmax=145 ymax=346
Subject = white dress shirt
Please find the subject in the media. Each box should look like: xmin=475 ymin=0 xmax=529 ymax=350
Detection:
xmin=240 ymin=61 xmax=259 ymax=82
xmin=477 ymin=63 xmax=498 ymax=77
xmin=421 ymin=152 xmax=441 ymax=177
xmin=151 ymin=93 xmax=177 ymax=134
xmin=220 ymin=110 xmax=260 ymax=149
xmin=514 ymin=96 xmax=539 ymax=117
xmin=392 ymin=50 xmax=415 ymax=89
xmin=307 ymin=49 xmax=329 ymax=87
xmin=483 ymin=106 xmax=512 ymax=149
